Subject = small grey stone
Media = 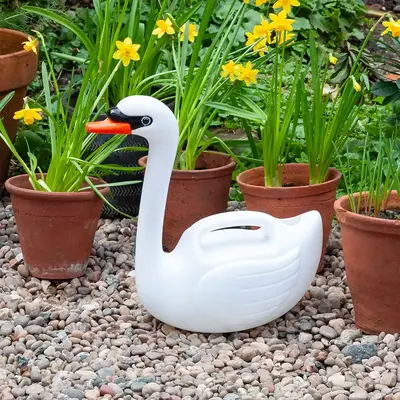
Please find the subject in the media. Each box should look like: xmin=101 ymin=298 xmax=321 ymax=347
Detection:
xmin=18 ymin=264 xmax=30 ymax=278
xmin=131 ymin=377 xmax=155 ymax=392
xmin=0 ymin=308 xmax=11 ymax=320
xmin=320 ymin=325 xmax=338 ymax=339
xmin=349 ymin=388 xmax=368 ymax=400
xmin=14 ymin=315 xmax=30 ymax=327
xmin=298 ymin=332 xmax=313 ymax=344
xmin=0 ymin=321 xmax=13 ymax=336
xmin=224 ymin=395 xmax=240 ymax=400
xmin=365 ymin=356 xmax=383 ymax=368
xmin=25 ymin=325 xmax=43 ymax=335
xmin=146 ymin=351 xmax=162 ymax=360
xmin=340 ymin=329 xmax=362 ymax=344
xmin=310 ymin=286 xmax=325 ymax=299
xmin=30 ymin=366 xmax=41 ymax=383
xmin=380 ymin=371 xmax=397 ymax=387
xmin=44 ymin=346 xmax=56 ymax=357
xmin=62 ymin=388 xmax=85 ymax=399
xmin=97 ymin=367 xmax=116 ymax=380
xmin=115 ymin=253 xmax=128 ymax=266
xmin=26 ymin=384 xmax=44 ymax=395
xmin=238 ymin=346 xmax=257 ymax=362
xmin=342 ymin=343 xmax=377 ymax=364
xmin=142 ymin=382 xmax=161 ymax=396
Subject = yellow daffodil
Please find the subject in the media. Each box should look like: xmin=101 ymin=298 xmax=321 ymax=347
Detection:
xmin=13 ymin=104 xmax=42 ymax=125
xmin=329 ymin=53 xmax=337 ymax=65
xmin=278 ymin=31 xmax=295 ymax=44
xmin=22 ymin=37 xmax=38 ymax=55
xmin=254 ymin=38 xmax=269 ymax=56
xmin=245 ymin=31 xmax=256 ymax=46
xmin=153 ymin=18 xmax=175 ymax=38
xmin=221 ymin=60 xmax=239 ymax=82
xmin=272 ymin=0 xmax=300 ymax=14
xmin=256 ymin=0 xmax=268 ymax=5
xmin=237 ymin=62 xmax=259 ymax=86
xmin=351 ymin=76 xmax=361 ymax=92
xmin=382 ymin=19 xmax=400 ymax=38
xmin=253 ymin=18 xmax=274 ymax=42
xmin=180 ymin=23 xmax=198 ymax=43
xmin=269 ymin=11 xmax=295 ymax=32
xmin=113 ymin=38 xmax=141 ymax=67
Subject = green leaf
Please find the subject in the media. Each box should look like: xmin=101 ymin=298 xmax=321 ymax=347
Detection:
xmin=22 ymin=6 xmax=95 ymax=55
xmin=371 ymin=81 xmax=400 ymax=98
xmin=293 ymin=17 xmax=311 ymax=31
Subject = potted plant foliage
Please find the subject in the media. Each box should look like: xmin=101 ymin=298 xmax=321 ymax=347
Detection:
xmin=0 ymin=33 xmax=139 ymax=280
xmin=138 ymin=0 xmax=265 ymax=251
xmin=215 ymin=7 xmax=382 ymax=272
xmin=0 ymin=28 xmax=38 ymax=186
xmin=24 ymin=0 xmax=201 ymax=218
xmin=334 ymin=132 xmax=400 ymax=334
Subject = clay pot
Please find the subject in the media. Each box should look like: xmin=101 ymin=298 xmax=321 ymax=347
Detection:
xmin=5 ymin=174 xmax=109 ymax=280
xmin=139 ymin=151 xmax=236 ymax=251
xmin=236 ymin=163 xmax=341 ymax=272
xmin=334 ymin=191 xmax=400 ymax=334
xmin=0 ymin=29 xmax=39 ymax=186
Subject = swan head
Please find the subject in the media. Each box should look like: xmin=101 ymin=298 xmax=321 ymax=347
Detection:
xmin=85 ymin=95 xmax=178 ymax=141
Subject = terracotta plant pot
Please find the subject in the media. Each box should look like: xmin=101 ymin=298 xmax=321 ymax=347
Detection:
xmin=139 ymin=151 xmax=236 ymax=251
xmin=5 ymin=174 xmax=109 ymax=280
xmin=0 ymin=29 xmax=39 ymax=186
xmin=334 ymin=191 xmax=400 ymax=334
xmin=236 ymin=163 xmax=341 ymax=272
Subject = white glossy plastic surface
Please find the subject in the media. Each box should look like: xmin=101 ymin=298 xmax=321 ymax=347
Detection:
xmin=116 ymin=95 xmax=323 ymax=333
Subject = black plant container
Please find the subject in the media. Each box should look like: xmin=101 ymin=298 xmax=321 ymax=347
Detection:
xmin=63 ymin=91 xmax=174 ymax=218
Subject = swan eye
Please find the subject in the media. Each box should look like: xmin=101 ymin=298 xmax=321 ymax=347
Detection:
xmin=141 ymin=116 xmax=152 ymax=126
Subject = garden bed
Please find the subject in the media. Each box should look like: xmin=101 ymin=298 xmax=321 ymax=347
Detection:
xmin=0 ymin=195 xmax=399 ymax=400
xmin=365 ymin=0 xmax=399 ymax=12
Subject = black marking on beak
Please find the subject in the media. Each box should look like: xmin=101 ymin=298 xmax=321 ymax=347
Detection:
xmin=107 ymin=107 xmax=153 ymax=129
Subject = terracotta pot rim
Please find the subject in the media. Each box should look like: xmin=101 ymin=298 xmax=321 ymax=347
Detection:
xmin=139 ymin=150 xmax=236 ymax=180
xmin=5 ymin=174 xmax=110 ymax=201
xmin=236 ymin=164 xmax=342 ymax=198
xmin=0 ymin=28 xmax=39 ymax=60
xmin=334 ymin=191 xmax=400 ymax=234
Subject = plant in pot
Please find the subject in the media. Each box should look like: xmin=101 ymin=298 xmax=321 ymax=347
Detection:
xmin=24 ymin=0 xmax=202 ymax=218
xmin=138 ymin=0 xmax=264 ymax=251
xmin=335 ymin=131 xmax=400 ymax=334
xmin=213 ymin=11 xmax=382 ymax=272
xmin=0 ymin=28 xmax=38 ymax=186
xmin=0 ymin=33 xmax=140 ymax=280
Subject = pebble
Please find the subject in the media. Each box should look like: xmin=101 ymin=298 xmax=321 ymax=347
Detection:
xmin=320 ymin=325 xmax=338 ymax=339
xmin=343 ymin=343 xmax=377 ymax=364
xmin=142 ymin=383 xmax=161 ymax=396
xmin=63 ymin=388 xmax=85 ymax=399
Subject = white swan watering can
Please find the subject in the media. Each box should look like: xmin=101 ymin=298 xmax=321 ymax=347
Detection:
xmin=86 ymin=95 xmax=323 ymax=333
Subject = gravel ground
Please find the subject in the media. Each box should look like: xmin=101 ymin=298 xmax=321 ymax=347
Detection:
xmin=0 ymin=196 xmax=399 ymax=400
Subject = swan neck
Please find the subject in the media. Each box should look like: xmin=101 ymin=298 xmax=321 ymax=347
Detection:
xmin=135 ymin=132 xmax=178 ymax=266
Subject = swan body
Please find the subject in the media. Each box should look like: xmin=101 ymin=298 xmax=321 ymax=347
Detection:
xmin=86 ymin=95 xmax=323 ymax=333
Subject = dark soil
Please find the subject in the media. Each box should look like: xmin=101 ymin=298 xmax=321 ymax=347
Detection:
xmin=365 ymin=0 xmax=399 ymax=11
xmin=361 ymin=208 xmax=400 ymax=220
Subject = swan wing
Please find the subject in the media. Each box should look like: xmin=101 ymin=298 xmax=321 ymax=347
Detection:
xmin=195 ymin=248 xmax=300 ymax=328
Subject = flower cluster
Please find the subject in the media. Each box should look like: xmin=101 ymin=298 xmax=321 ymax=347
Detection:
xmin=221 ymin=61 xmax=259 ymax=86
xmin=382 ymin=18 xmax=400 ymax=38
xmin=245 ymin=9 xmax=296 ymax=56
xmin=152 ymin=18 xmax=198 ymax=43
xmin=243 ymin=0 xmax=300 ymax=14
